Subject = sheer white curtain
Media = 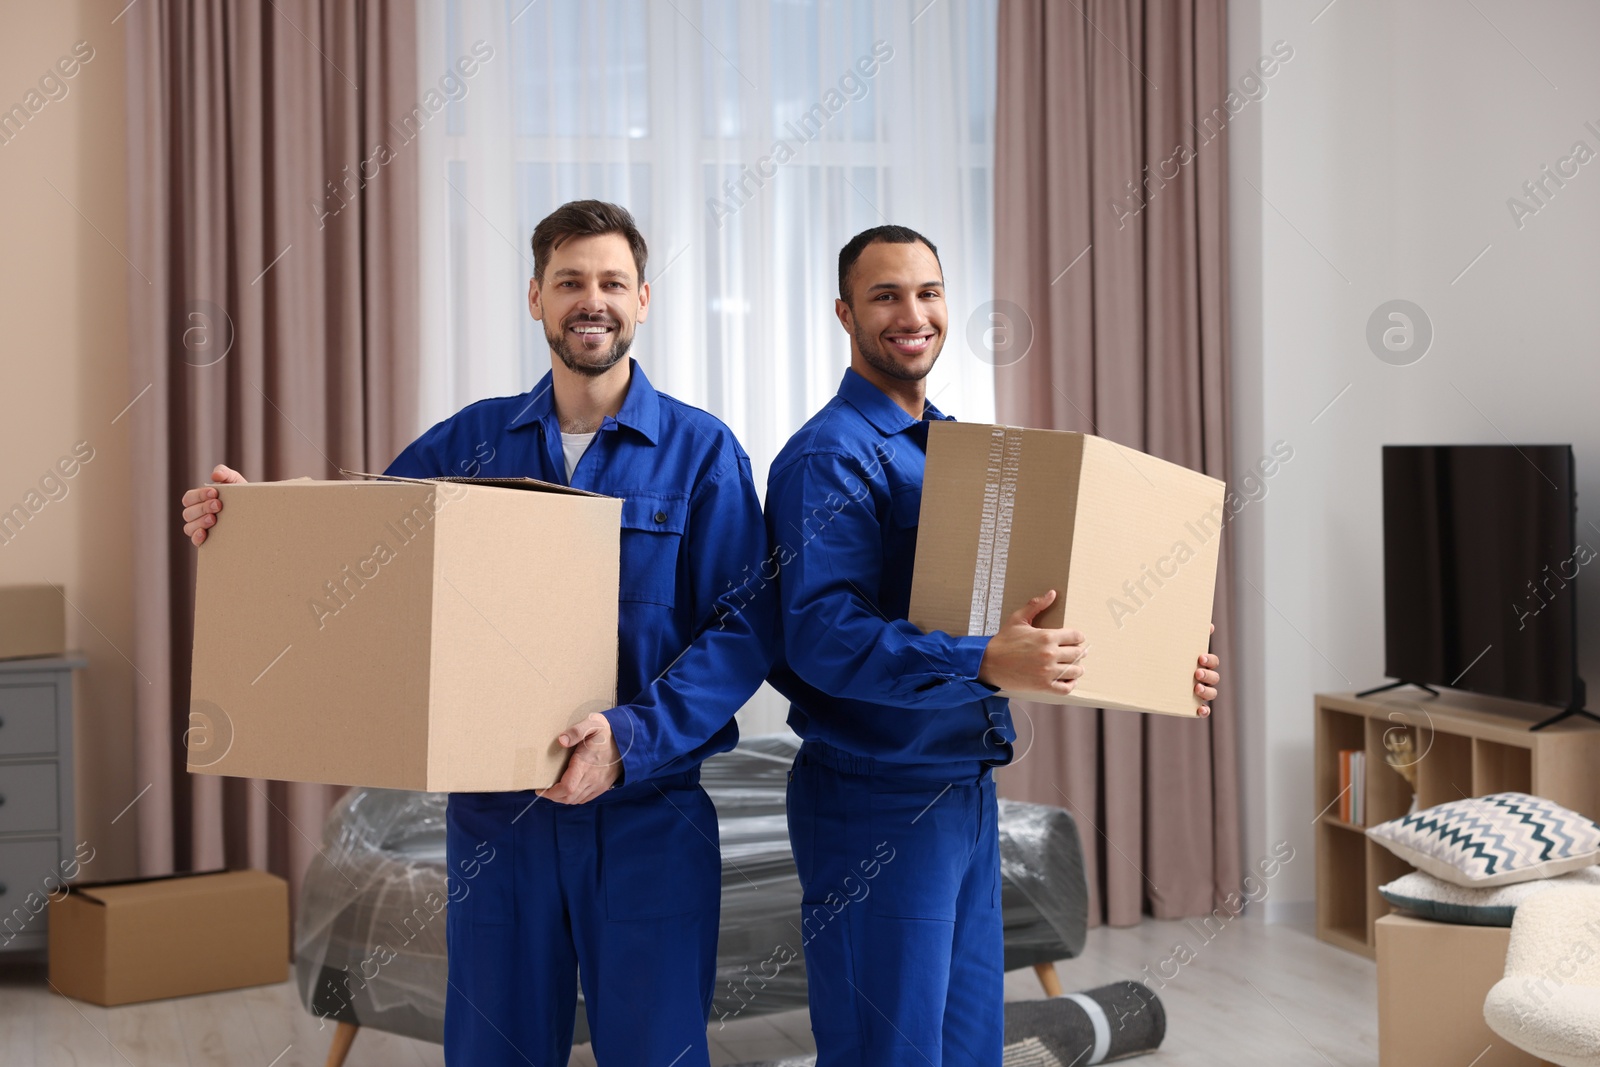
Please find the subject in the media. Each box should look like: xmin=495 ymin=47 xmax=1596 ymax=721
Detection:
xmin=414 ymin=0 xmax=998 ymax=732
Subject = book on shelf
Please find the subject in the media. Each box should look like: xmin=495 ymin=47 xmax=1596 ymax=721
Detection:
xmin=1339 ymin=749 xmax=1352 ymax=823
xmin=1352 ymin=750 xmax=1365 ymax=826
xmin=1337 ymin=748 xmax=1366 ymax=826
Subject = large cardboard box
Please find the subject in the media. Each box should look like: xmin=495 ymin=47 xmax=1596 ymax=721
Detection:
xmin=909 ymin=423 xmax=1225 ymax=717
xmin=188 ymin=475 xmax=621 ymax=791
xmin=48 ymin=870 xmax=288 ymax=1006
xmin=1377 ymin=913 xmax=1552 ymax=1067
xmin=0 ymin=584 xmax=66 ymax=660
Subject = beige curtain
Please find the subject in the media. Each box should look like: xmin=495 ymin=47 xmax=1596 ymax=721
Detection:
xmin=124 ymin=1 xmax=418 ymax=900
xmin=992 ymin=0 xmax=1241 ymax=926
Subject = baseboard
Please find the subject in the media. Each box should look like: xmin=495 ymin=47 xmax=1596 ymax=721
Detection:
xmin=1263 ymin=899 xmax=1314 ymax=929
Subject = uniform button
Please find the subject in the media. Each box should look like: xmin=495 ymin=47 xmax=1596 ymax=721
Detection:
xmin=654 ymin=511 xmax=667 ymax=524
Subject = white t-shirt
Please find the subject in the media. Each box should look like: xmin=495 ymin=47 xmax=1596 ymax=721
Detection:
xmin=561 ymin=431 xmax=597 ymax=480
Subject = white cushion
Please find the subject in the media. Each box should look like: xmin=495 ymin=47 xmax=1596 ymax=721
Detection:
xmin=1380 ymin=867 xmax=1600 ymax=925
xmin=1485 ymin=981 xmax=1600 ymax=1066
xmin=1481 ymin=887 xmax=1600 ymax=1067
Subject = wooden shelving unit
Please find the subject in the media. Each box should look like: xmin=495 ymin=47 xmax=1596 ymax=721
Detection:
xmin=1314 ymin=690 xmax=1600 ymax=959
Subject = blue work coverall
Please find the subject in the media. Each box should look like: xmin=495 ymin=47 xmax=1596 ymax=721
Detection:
xmin=765 ymin=367 xmax=1014 ymax=1067
xmin=386 ymin=359 xmax=773 ymax=1066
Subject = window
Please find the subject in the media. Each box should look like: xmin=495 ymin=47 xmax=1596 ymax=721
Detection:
xmin=418 ymin=0 xmax=998 ymax=481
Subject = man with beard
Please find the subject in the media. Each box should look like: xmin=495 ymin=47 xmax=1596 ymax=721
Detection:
xmin=765 ymin=226 xmax=1223 ymax=1066
xmin=179 ymin=201 xmax=773 ymax=1066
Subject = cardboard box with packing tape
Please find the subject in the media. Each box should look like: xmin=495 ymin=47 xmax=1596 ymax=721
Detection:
xmin=187 ymin=473 xmax=621 ymax=791
xmin=909 ymin=423 xmax=1225 ymax=717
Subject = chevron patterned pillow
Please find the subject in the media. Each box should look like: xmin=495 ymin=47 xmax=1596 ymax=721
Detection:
xmin=1367 ymin=793 xmax=1600 ymax=888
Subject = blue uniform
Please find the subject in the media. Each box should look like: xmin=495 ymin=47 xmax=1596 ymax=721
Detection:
xmin=386 ymin=360 xmax=772 ymax=1066
xmin=766 ymin=368 xmax=1012 ymax=1067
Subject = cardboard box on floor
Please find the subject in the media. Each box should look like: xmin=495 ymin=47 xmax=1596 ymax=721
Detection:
xmin=0 ymin=584 xmax=66 ymax=660
xmin=49 ymin=870 xmax=288 ymax=1006
xmin=188 ymin=474 xmax=621 ymax=791
xmin=1377 ymin=913 xmax=1553 ymax=1067
xmin=909 ymin=423 xmax=1225 ymax=718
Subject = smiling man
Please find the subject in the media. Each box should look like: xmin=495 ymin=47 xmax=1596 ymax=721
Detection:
xmin=765 ymin=225 xmax=1223 ymax=1066
xmin=180 ymin=201 xmax=773 ymax=1066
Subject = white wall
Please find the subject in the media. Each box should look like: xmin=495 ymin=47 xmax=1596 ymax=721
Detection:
xmin=1230 ymin=0 xmax=1600 ymax=916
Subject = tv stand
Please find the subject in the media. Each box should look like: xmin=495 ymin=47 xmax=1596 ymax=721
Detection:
xmin=1355 ymin=680 xmax=1439 ymax=699
xmin=1315 ymin=690 xmax=1600 ymax=959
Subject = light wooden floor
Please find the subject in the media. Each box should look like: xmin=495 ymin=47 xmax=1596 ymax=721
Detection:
xmin=0 ymin=917 xmax=1379 ymax=1066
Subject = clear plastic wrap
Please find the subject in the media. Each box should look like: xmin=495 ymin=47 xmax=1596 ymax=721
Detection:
xmin=294 ymin=734 xmax=1089 ymax=1044
xmin=293 ymin=788 xmax=451 ymax=1043
xmin=998 ymin=797 xmax=1090 ymax=970
xmin=703 ymin=735 xmax=813 ymax=1022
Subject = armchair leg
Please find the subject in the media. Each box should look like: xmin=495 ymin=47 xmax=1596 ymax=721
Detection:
xmin=324 ymin=1021 xmax=360 ymax=1067
xmin=1033 ymin=961 xmax=1064 ymax=998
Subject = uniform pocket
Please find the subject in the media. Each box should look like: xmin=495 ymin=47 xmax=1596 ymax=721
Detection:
xmin=618 ymin=492 xmax=689 ymax=607
xmin=602 ymin=787 xmax=720 ymax=921
xmin=786 ymin=763 xmax=816 ymax=890
xmin=865 ymin=776 xmax=970 ymax=921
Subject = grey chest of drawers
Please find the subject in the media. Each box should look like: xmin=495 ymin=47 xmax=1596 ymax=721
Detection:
xmin=0 ymin=653 xmax=85 ymax=954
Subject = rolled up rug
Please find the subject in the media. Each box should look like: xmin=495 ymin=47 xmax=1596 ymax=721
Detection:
xmin=728 ymin=981 xmax=1166 ymax=1067
xmin=1004 ymin=981 xmax=1166 ymax=1064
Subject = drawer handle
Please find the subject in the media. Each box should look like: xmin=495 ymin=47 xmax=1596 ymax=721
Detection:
xmin=0 ymin=883 xmax=6 ymax=896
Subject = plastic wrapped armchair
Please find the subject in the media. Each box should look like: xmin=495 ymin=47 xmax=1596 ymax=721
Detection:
xmin=1484 ymin=886 xmax=1600 ymax=1067
xmin=295 ymin=734 xmax=1090 ymax=1065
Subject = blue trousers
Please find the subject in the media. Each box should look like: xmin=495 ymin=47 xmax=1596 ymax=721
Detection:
xmin=443 ymin=770 xmax=721 ymax=1066
xmin=786 ymin=743 xmax=1004 ymax=1067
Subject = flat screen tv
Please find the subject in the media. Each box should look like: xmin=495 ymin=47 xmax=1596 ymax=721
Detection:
xmin=1377 ymin=444 xmax=1587 ymax=726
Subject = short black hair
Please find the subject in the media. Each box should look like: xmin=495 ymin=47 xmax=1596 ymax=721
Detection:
xmin=837 ymin=225 xmax=941 ymax=305
xmin=531 ymin=200 xmax=649 ymax=283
